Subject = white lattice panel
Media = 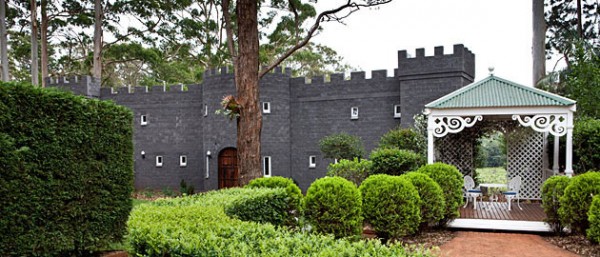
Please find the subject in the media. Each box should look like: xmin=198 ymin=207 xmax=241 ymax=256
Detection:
xmin=506 ymin=126 xmax=544 ymax=199
xmin=436 ymin=133 xmax=475 ymax=177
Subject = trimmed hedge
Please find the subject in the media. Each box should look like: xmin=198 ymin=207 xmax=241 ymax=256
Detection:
xmin=402 ymin=172 xmax=445 ymax=227
xmin=303 ymin=177 xmax=363 ymax=238
xmin=326 ymin=157 xmax=372 ymax=185
xmin=587 ymin=195 xmax=600 ymax=243
xmin=370 ymin=148 xmax=425 ymax=176
xmin=127 ymin=188 xmax=432 ymax=256
xmin=541 ymin=175 xmax=571 ymax=233
xmin=0 ymin=82 xmax=133 ymax=256
xmin=246 ymin=176 xmax=303 ymax=218
xmin=559 ymin=171 xmax=600 ymax=233
xmin=417 ymin=163 xmax=464 ymax=222
xmin=225 ymin=188 xmax=296 ymax=227
xmin=360 ymin=174 xmax=421 ymax=239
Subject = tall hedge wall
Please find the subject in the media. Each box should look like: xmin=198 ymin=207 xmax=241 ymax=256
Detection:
xmin=0 ymin=82 xmax=134 ymax=256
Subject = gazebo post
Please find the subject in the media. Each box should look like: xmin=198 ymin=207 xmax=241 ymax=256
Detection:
xmin=427 ymin=127 xmax=434 ymax=164
xmin=565 ymin=113 xmax=574 ymax=177
xmin=553 ymin=135 xmax=559 ymax=175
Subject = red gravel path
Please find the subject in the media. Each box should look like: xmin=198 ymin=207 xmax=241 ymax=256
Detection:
xmin=439 ymin=231 xmax=579 ymax=257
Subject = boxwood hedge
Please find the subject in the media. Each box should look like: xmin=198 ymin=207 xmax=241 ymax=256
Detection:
xmin=541 ymin=175 xmax=571 ymax=233
xmin=0 ymin=82 xmax=133 ymax=256
xmin=587 ymin=195 xmax=600 ymax=243
xmin=127 ymin=188 xmax=433 ymax=257
xmin=559 ymin=171 xmax=600 ymax=233
xmin=402 ymin=172 xmax=445 ymax=228
xmin=417 ymin=163 xmax=464 ymax=222
xmin=225 ymin=187 xmax=297 ymax=227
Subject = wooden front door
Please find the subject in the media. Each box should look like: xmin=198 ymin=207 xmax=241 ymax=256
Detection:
xmin=218 ymin=148 xmax=239 ymax=189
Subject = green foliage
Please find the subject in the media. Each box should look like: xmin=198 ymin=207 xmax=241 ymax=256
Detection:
xmin=127 ymin=188 xmax=431 ymax=256
xmin=319 ymin=133 xmax=365 ymax=160
xmin=475 ymin=132 xmax=506 ymax=168
xmin=0 ymin=82 xmax=134 ymax=256
xmin=303 ymin=177 xmax=363 ymax=238
xmin=541 ymin=176 xmax=571 ymax=233
xmin=378 ymin=127 xmax=425 ymax=155
xmin=225 ymin=188 xmax=298 ymax=227
xmin=360 ymin=175 xmax=421 ymax=238
xmin=417 ymin=163 xmax=464 ymax=222
xmin=179 ymin=179 xmax=195 ymax=196
xmin=370 ymin=148 xmax=425 ymax=176
xmin=587 ymin=195 xmax=600 ymax=243
xmin=475 ymin=167 xmax=508 ymax=184
xmin=246 ymin=176 xmax=303 ymax=225
xmin=563 ymin=44 xmax=600 ymax=119
xmin=559 ymin=171 xmax=600 ymax=233
xmin=402 ymin=172 xmax=445 ymax=227
xmin=573 ymin=118 xmax=600 ymax=173
xmin=326 ymin=157 xmax=372 ymax=185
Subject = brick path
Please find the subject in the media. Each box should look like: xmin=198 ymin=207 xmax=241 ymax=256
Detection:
xmin=439 ymin=231 xmax=578 ymax=257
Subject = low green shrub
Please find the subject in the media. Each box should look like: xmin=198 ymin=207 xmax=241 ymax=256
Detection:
xmin=225 ymin=188 xmax=296 ymax=227
xmin=378 ymin=127 xmax=425 ymax=155
xmin=559 ymin=171 xmax=600 ymax=233
xmin=370 ymin=148 xmax=425 ymax=176
xmin=417 ymin=163 xmax=464 ymax=222
xmin=402 ymin=172 xmax=445 ymax=228
xmin=303 ymin=177 xmax=363 ymax=238
xmin=587 ymin=195 xmax=600 ymax=243
xmin=360 ymin=174 xmax=421 ymax=239
xmin=319 ymin=132 xmax=365 ymax=160
xmin=326 ymin=157 xmax=372 ymax=185
xmin=127 ymin=188 xmax=431 ymax=256
xmin=541 ymin=176 xmax=571 ymax=233
xmin=246 ymin=176 xmax=302 ymax=216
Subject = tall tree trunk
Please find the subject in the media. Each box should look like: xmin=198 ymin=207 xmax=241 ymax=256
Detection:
xmin=92 ymin=0 xmax=102 ymax=79
xmin=30 ymin=0 xmax=39 ymax=86
xmin=235 ymin=0 xmax=262 ymax=185
xmin=0 ymin=0 xmax=8 ymax=81
xmin=532 ymin=0 xmax=546 ymax=86
xmin=576 ymin=0 xmax=583 ymax=37
xmin=40 ymin=0 xmax=48 ymax=87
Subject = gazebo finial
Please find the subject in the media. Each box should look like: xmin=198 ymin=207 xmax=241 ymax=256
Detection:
xmin=488 ymin=66 xmax=495 ymax=76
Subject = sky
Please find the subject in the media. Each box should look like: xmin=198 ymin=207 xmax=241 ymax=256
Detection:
xmin=312 ymin=0 xmax=557 ymax=86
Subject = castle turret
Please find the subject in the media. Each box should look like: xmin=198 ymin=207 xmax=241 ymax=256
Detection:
xmin=46 ymin=76 xmax=101 ymax=98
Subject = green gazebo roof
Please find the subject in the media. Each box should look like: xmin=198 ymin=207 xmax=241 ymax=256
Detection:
xmin=425 ymin=75 xmax=576 ymax=109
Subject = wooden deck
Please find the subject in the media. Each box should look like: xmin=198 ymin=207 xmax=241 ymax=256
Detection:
xmin=448 ymin=201 xmax=552 ymax=232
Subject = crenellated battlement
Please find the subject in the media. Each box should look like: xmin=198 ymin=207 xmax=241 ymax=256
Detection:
xmin=203 ymin=66 xmax=293 ymax=78
xmin=397 ymin=44 xmax=475 ymax=81
xmin=290 ymin=69 xmax=395 ymax=85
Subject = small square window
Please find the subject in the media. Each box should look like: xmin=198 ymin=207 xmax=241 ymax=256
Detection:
xmin=141 ymin=115 xmax=148 ymax=126
xmin=263 ymin=102 xmax=271 ymax=114
xmin=156 ymin=156 xmax=163 ymax=167
xmin=180 ymin=155 xmax=187 ymax=167
xmin=394 ymin=105 xmax=402 ymax=118
xmin=263 ymin=156 xmax=272 ymax=177
xmin=351 ymin=107 xmax=358 ymax=120
xmin=309 ymin=155 xmax=316 ymax=168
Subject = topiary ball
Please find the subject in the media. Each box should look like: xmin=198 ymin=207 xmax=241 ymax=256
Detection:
xmin=541 ymin=175 xmax=571 ymax=233
xmin=402 ymin=172 xmax=445 ymax=227
xmin=369 ymin=148 xmax=425 ymax=176
xmin=417 ymin=163 xmax=464 ymax=222
xmin=246 ymin=176 xmax=303 ymax=217
xmin=559 ymin=171 xmax=600 ymax=233
xmin=587 ymin=195 xmax=600 ymax=243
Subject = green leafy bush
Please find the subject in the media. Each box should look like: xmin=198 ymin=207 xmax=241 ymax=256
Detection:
xmin=319 ymin=132 xmax=365 ymax=160
xmin=246 ymin=176 xmax=302 ymax=215
xmin=559 ymin=171 xmax=600 ymax=233
xmin=402 ymin=172 xmax=445 ymax=227
xmin=225 ymin=188 xmax=297 ymax=227
xmin=0 ymin=82 xmax=133 ymax=256
xmin=378 ymin=127 xmax=425 ymax=155
xmin=370 ymin=148 xmax=425 ymax=176
xmin=303 ymin=177 xmax=363 ymax=238
xmin=326 ymin=157 xmax=372 ymax=185
xmin=417 ymin=163 xmax=464 ymax=222
xmin=587 ymin=195 xmax=600 ymax=243
xmin=127 ymin=188 xmax=431 ymax=256
xmin=573 ymin=118 xmax=600 ymax=173
xmin=541 ymin=175 xmax=571 ymax=233
xmin=360 ymin=174 xmax=421 ymax=238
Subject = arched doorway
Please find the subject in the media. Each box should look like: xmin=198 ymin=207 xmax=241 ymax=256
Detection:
xmin=218 ymin=148 xmax=239 ymax=189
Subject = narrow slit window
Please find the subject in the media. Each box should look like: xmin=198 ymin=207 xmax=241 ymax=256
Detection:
xmin=263 ymin=102 xmax=271 ymax=114
xmin=309 ymin=155 xmax=316 ymax=168
xmin=394 ymin=105 xmax=402 ymax=118
xmin=351 ymin=107 xmax=358 ymax=120
xmin=204 ymin=104 xmax=208 ymax=117
xmin=156 ymin=156 xmax=163 ymax=167
xmin=141 ymin=115 xmax=148 ymax=126
xmin=180 ymin=155 xmax=187 ymax=167
xmin=263 ymin=156 xmax=272 ymax=177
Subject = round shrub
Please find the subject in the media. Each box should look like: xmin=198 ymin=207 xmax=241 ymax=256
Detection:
xmin=559 ymin=171 xmax=600 ymax=233
xmin=541 ymin=175 xmax=571 ymax=233
xmin=360 ymin=174 xmax=421 ymax=238
xmin=402 ymin=172 xmax=445 ymax=227
xmin=303 ymin=177 xmax=362 ymax=238
xmin=247 ymin=176 xmax=303 ymax=218
xmin=587 ymin=195 xmax=600 ymax=243
xmin=326 ymin=158 xmax=372 ymax=185
xmin=370 ymin=148 xmax=425 ymax=176
xmin=319 ymin=132 xmax=365 ymax=160
xmin=378 ymin=127 xmax=425 ymax=155
xmin=417 ymin=163 xmax=464 ymax=222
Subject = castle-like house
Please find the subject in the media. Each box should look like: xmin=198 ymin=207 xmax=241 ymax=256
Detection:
xmin=48 ymin=44 xmax=475 ymax=191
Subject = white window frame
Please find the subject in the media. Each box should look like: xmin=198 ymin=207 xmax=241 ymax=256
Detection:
xmin=394 ymin=105 xmax=402 ymax=118
xmin=204 ymin=104 xmax=208 ymax=117
xmin=140 ymin=114 xmax=148 ymax=126
xmin=351 ymin=107 xmax=359 ymax=120
xmin=263 ymin=156 xmax=272 ymax=177
xmin=262 ymin=102 xmax=271 ymax=114
xmin=309 ymin=155 xmax=316 ymax=168
xmin=156 ymin=155 xmax=163 ymax=167
xmin=180 ymin=155 xmax=187 ymax=167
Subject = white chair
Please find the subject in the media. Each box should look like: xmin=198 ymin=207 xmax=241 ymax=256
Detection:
xmin=463 ymin=175 xmax=482 ymax=209
xmin=503 ymin=175 xmax=522 ymax=211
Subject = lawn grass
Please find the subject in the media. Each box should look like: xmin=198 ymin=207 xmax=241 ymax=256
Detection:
xmin=476 ymin=167 xmax=507 ymax=184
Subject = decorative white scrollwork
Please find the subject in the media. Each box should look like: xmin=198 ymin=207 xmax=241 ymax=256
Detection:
xmin=512 ymin=114 xmax=567 ymax=137
xmin=431 ymin=116 xmax=483 ymax=137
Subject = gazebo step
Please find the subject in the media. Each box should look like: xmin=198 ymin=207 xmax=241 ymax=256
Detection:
xmin=448 ymin=218 xmax=552 ymax=232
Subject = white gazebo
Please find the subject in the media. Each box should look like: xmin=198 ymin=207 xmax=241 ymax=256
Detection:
xmin=424 ymin=74 xmax=576 ymax=199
